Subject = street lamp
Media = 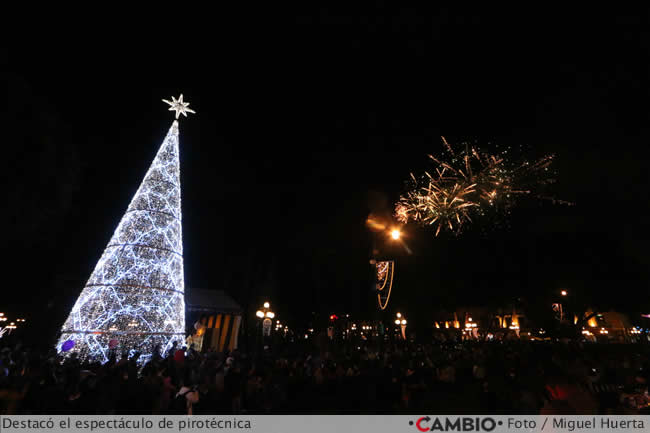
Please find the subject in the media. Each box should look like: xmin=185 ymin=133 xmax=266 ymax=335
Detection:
xmin=561 ymin=290 xmax=567 ymax=296
xmin=256 ymin=302 xmax=275 ymax=338
xmin=395 ymin=313 xmax=407 ymax=340
xmin=391 ymin=229 xmax=401 ymax=240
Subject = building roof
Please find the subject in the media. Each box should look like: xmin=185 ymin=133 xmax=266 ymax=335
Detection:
xmin=185 ymin=288 xmax=242 ymax=314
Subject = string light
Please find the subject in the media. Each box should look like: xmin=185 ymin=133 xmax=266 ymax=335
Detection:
xmin=57 ymin=118 xmax=187 ymax=364
xmin=376 ymin=261 xmax=395 ymax=310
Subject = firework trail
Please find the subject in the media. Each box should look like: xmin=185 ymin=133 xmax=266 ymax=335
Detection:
xmin=396 ymin=137 xmax=570 ymax=236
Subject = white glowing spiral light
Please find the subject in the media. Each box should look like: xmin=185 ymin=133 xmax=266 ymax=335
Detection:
xmin=57 ymin=120 xmax=186 ymax=364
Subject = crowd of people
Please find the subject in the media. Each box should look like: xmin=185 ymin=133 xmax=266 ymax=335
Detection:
xmin=0 ymin=337 xmax=649 ymax=414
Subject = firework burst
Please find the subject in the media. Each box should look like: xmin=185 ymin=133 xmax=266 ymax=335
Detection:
xmin=396 ymin=137 xmax=567 ymax=236
xmin=396 ymin=175 xmax=478 ymax=236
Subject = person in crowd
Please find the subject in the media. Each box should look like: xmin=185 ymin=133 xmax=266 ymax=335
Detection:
xmin=0 ymin=337 xmax=648 ymax=414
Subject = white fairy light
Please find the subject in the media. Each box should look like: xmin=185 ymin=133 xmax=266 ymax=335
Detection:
xmin=57 ymin=119 xmax=186 ymax=364
xmin=162 ymin=94 xmax=196 ymax=119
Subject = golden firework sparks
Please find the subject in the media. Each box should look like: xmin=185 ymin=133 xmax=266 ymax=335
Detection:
xmin=395 ymin=137 xmax=570 ymax=236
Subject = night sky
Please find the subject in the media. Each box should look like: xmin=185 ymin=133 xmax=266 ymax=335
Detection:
xmin=5 ymin=7 xmax=650 ymax=339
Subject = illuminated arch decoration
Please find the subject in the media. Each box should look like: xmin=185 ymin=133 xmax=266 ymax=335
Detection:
xmin=376 ymin=260 xmax=395 ymax=310
xmin=57 ymin=119 xmax=187 ymax=364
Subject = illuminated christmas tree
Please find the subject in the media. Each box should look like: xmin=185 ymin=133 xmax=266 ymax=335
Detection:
xmin=58 ymin=95 xmax=195 ymax=363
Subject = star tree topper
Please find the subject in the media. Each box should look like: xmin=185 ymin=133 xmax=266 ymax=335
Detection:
xmin=163 ymin=94 xmax=196 ymax=119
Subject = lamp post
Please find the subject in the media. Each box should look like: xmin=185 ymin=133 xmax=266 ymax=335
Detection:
xmin=255 ymin=302 xmax=275 ymax=350
xmin=395 ymin=312 xmax=407 ymax=340
xmin=366 ymin=218 xmax=404 ymax=351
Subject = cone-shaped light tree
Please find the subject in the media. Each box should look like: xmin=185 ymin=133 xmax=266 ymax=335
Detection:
xmin=58 ymin=96 xmax=195 ymax=363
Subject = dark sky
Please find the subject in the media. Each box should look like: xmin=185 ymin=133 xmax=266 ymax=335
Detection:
xmin=5 ymin=7 xmax=650 ymax=333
